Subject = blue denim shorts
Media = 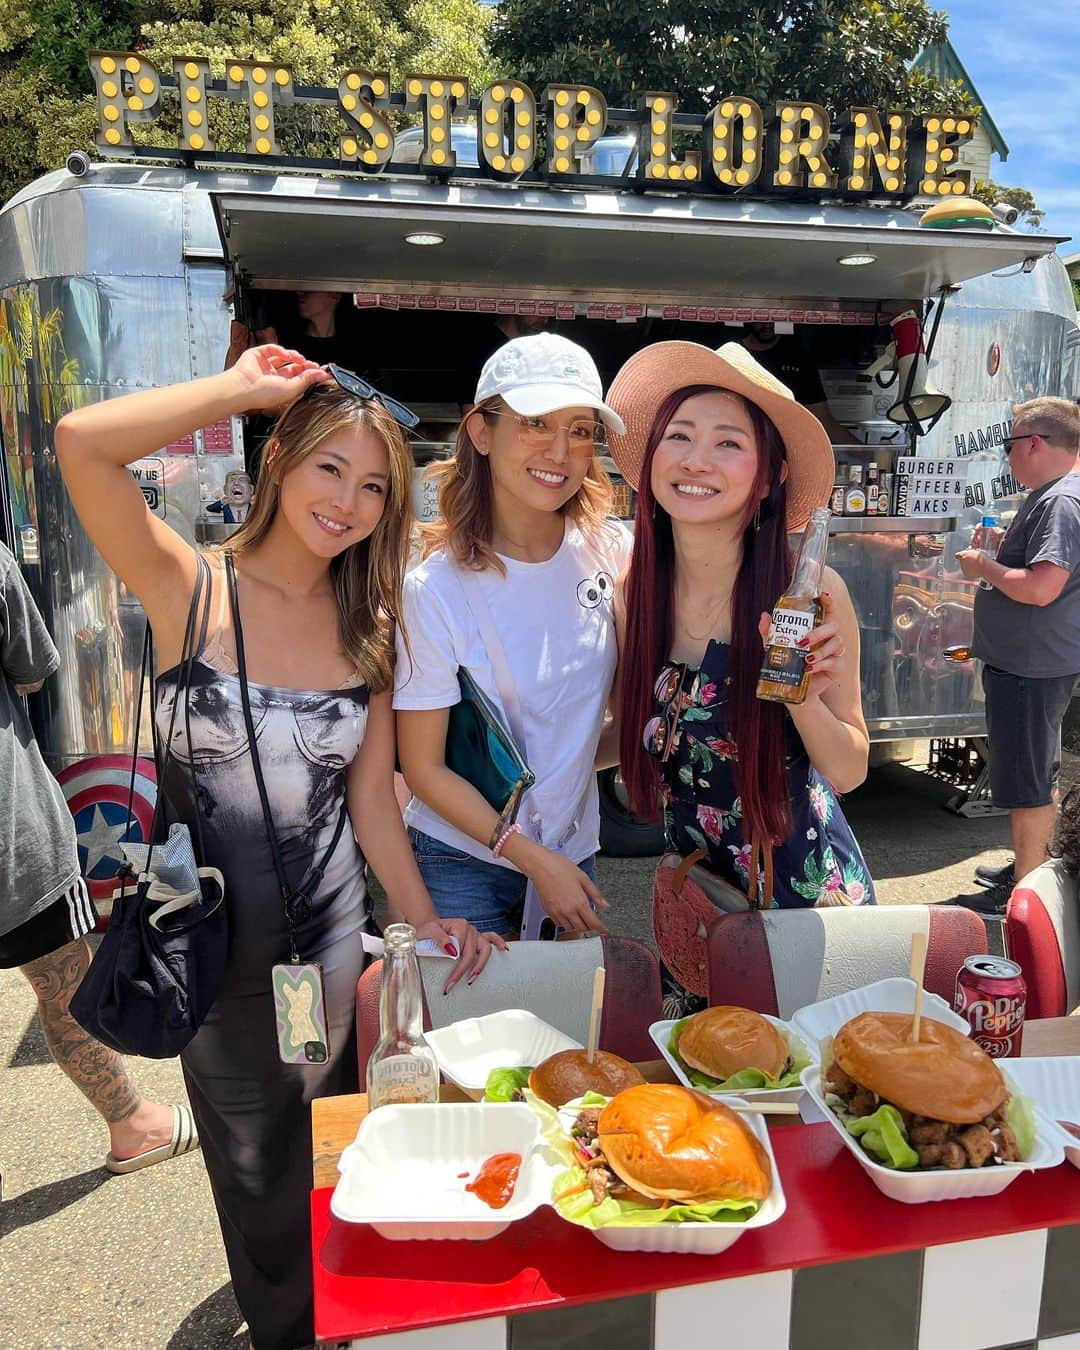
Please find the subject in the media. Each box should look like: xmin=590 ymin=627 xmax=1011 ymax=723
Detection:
xmin=409 ymin=827 xmax=597 ymax=936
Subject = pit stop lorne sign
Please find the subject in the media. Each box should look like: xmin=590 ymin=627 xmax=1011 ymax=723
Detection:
xmin=90 ymin=50 xmax=975 ymax=203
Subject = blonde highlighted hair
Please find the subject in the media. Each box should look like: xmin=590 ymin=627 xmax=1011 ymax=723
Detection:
xmin=225 ymin=384 xmax=414 ymax=692
xmin=421 ymin=395 xmax=615 ymax=571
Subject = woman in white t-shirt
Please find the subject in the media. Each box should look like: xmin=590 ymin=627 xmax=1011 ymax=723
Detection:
xmin=394 ymin=334 xmax=629 ymax=939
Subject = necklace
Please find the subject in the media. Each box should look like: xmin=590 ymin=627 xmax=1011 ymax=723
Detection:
xmin=677 ymin=590 xmax=731 ymax=643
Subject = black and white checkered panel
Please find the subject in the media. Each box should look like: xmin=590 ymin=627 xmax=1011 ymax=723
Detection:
xmin=341 ymin=1224 xmax=1080 ymax=1350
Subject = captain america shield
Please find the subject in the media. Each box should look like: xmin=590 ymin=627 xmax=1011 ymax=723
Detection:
xmin=56 ymin=754 xmax=157 ymax=913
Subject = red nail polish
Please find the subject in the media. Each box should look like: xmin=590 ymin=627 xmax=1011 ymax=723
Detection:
xmin=806 ymin=655 xmax=816 ymax=667
xmin=797 ymin=637 xmax=810 ymax=649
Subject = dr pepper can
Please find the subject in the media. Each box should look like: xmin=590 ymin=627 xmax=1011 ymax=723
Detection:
xmin=954 ymin=955 xmax=1027 ymax=1057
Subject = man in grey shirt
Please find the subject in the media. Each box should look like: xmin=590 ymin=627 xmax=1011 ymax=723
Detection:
xmin=953 ymin=397 xmax=1080 ymax=913
xmin=0 ymin=543 xmax=198 ymax=1172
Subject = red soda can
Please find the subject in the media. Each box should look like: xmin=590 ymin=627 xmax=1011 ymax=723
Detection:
xmin=953 ymin=955 xmax=1026 ymax=1057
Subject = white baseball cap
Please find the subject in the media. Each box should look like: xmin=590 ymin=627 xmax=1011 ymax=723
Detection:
xmin=474 ymin=333 xmax=627 ymax=435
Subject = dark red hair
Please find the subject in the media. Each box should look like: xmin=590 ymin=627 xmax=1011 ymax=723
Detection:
xmin=619 ymin=385 xmax=795 ymax=849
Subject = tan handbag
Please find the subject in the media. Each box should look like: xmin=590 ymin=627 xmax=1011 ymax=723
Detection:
xmin=652 ymin=840 xmax=773 ymax=998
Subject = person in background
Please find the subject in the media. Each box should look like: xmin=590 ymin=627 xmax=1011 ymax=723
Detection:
xmin=0 ymin=542 xmax=199 ymax=1174
xmin=56 ymin=347 xmax=501 ymax=1350
xmin=608 ymin=341 xmax=874 ymax=1018
xmin=395 ymin=333 xmax=630 ymax=940
xmin=951 ymin=397 xmax=1080 ymax=915
xmin=739 ymin=323 xmax=855 ymax=446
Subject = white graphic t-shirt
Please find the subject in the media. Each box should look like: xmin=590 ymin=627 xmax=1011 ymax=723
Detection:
xmin=393 ymin=520 xmax=631 ymax=868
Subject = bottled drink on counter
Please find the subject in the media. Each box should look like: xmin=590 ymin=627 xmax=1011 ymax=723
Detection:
xmin=878 ymin=472 xmax=894 ymax=516
xmin=366 ymin=923 xmax=439 ymax=1108
xmin=756 ymin=507 xmax=831 ymax=705
xmin=829 ymin=475 xmax=846 ymax=515
xmin=843 ymin=464 xmax=866 ymax=516
xmin=866 ymin=463 xmax=880 ymax=515
xmin=977 ymin=513 xmax=997 ymax=590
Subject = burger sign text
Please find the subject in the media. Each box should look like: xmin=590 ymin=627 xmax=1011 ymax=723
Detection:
xmin=90 ymin=50 xmax=974 ymax=204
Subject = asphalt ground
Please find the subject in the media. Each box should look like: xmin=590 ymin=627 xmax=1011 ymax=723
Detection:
xmin=0 ymin=746 xmax=1047 ymax=1349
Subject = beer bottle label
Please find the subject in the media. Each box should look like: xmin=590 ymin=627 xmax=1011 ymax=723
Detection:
xmin=761 ymin=609 xmax=814 ymax=689
xmin=368 ymin=1054 xmax=438 ymax=1106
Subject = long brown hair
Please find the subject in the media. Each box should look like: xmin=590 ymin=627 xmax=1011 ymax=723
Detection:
xmin=225 ymin=384 xmax=414 ymax=693
xmin=619 ymin=385 xmax=796 ymax=849
xmin=421 ymin=395 xmax=615 ymax=572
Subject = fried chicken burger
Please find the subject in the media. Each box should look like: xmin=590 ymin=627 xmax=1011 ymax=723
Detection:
xmin=825 ymin=1011 xmax=1021 ymax=1170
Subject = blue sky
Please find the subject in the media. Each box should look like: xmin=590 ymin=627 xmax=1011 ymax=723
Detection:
xmin=941 ymin=0 xmax=1079 ymax=254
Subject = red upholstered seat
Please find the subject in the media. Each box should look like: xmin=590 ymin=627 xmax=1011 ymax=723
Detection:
xmin=1005 ymin=859 xmax=1080 ymax=1019
xmin=706 ymin=905 xmax=988 ymax=1019
xmin=356 ymin=935 xmax=662 ymax=1083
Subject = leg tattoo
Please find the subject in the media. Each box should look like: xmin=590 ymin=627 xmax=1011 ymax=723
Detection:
xmin=20 ymin=938 xmax=141 ymax=1124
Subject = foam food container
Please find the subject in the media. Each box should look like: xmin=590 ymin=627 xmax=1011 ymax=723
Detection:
xmin=649 ymin=1016 xmax=816 ymax=1106
xmin=801 ymin=1064 xmax=1065 ymax=1203
xmin=550 ymin=1094 xmax=787 ymax=1253
xmin=425 ymin=1009 xmax=581 ymax=1100
xmin=997 ymin=1057 xmax=1080 ymax=1170
xmin=332 ymin=1102 xmax=550 ymax=1238
xmin=790 ymin=977 xmax=969 ymax=1051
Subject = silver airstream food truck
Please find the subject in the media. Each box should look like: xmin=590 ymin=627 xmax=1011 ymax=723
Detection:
xmin=0 ymin=50 xmax=1076 ymax=900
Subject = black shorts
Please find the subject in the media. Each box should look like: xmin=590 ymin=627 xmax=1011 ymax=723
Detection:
xmin=983 ymin=665 xmax=1079 ymax=810
xmin=0 ymin=877 xmax=97 ymax=969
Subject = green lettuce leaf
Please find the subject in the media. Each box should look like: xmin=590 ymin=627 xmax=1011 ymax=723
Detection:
xmin=846 ymin=1104 xmax=920 ymax=1170
xmin=552 ymin=1166 xmax=759 ymax=1228
xmin=669 ymin=1016 xmax=811 ymax=1093
xmin=484 ymin=1067 xmax=533 ymax=1102
xmin=1006 ymin=1092 xmax=1037 ymax=1159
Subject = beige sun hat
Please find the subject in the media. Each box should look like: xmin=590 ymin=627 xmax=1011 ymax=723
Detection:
xmin=606 ymin=341 xmax=836 ymax=533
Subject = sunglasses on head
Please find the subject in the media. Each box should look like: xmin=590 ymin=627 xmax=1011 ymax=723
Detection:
xmin=324 ymin=363 xmax=420 ymax=429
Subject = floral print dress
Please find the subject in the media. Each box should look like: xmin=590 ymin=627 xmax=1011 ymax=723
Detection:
xmin=647 ymin=638 xmax=875 ymax=1017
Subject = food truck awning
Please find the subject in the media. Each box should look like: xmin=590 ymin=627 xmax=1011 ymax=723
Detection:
xmin=210 ymin=176 xmax=1064 ymax=304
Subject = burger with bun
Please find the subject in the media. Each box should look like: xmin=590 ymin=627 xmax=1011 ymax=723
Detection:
xmin=670 ymin=1005 xmax=809 ymax=1092
xmin=528 ymin=1049 xmax=645 ymax=1108
xmin=824 ymin=1011 xmax=1030 ymax=1170
xmin=553 ymin=1083 xmax=772 ymax=1227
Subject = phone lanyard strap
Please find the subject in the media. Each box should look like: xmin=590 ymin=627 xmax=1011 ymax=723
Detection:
xmin=226 ymin=552 xmax=349 ymax=962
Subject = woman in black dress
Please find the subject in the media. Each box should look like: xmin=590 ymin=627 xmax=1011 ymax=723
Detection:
xmin=57 ymin=346 xmax=501 ymax=1349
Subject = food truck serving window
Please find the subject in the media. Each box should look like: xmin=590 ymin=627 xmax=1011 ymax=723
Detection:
xmin=209 ymin=184 xmax=1059 ymax=303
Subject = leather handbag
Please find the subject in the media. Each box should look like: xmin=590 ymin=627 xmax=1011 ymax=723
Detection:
xmin=652 ymin=840 xmax=773 ymax=998
xmin=71 ymin=558 xmax=230 ymax=1058
xmin=445 ymin=667 xmax=535 ymax=836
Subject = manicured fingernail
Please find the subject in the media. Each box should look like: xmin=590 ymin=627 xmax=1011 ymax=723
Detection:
xmin=806 ymin=655 xmax=816 ymax=667
xmin=797 ymin=637 xmax=810 ymax=648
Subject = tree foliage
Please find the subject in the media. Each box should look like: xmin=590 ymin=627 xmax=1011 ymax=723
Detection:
xmin=491 ymin=0 xmax=964 ymax=115
xmin=0 ymin=0 xmax=493 ymax=205
xmin=970 ymin=180 xmax=1045 ymax=231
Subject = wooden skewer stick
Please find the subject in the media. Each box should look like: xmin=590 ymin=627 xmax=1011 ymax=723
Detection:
xmin=586 ymin=966 xmax=606 ymax=1064
xmin=909 ymin=930 xmax=928 ymax=1044
xmin=727 ymin=1100 xmax=802 ymax=1116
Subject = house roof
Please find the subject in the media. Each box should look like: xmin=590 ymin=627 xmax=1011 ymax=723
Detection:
xmin=914 ymin=40 xmax=1009 ymax=163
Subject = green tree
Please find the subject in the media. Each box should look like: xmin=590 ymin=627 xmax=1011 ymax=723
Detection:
xmin=970 ymin=180 xmax=1045 ymax=231
xmin=0 ymin=0 xmax=494 ymax=206
xmin=490 ymin=0 xmax=964 ymax=115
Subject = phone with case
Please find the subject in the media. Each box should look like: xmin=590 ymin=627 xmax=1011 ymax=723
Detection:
xmin=272 ymin=962 xmax=330 ymax=1064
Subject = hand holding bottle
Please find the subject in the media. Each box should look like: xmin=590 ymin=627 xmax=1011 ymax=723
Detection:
xmin=758 ymin=590 xmax=848 ymax=697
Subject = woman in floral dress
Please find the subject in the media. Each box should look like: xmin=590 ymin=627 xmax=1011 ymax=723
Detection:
xmin=606 ymin=341 xmax=875 ymax=1016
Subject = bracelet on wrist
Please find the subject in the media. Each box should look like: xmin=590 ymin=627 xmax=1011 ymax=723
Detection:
xmin=491 ymin=822 xmax=522 ymax=859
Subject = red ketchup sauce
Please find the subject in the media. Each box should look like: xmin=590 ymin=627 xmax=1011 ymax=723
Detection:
xmin=464 ymin=1152 xmax=522 ymax=1209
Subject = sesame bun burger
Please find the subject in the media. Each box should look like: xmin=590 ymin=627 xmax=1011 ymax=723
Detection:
xmin=529 ymin=1049 xmax=645 ymax=1108
xmin=825 ymin=1011 xmax=1022 ymax=1170
xmin=676 ymin=1006 xmax=790 ymax=1083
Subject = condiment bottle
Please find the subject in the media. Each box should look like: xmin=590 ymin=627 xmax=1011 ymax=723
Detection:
xmin=756 ymin=507 xmax=831 ymax=705
xmin=366 ymin=923 xmax=439 ymax=1108
xmin=844 ymin=464 xmax=866 ymax=516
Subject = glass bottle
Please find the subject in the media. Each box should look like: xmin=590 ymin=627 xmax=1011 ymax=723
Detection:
xmin=843 ymin=463 xmax=866 ymax=516
xmin=366 ymin=923 xmax=439 ymax=1108
xmin=756 ymin=507 xmax=831 ymax=705
xmin=977 ymin=512 xmax=997 ymax=590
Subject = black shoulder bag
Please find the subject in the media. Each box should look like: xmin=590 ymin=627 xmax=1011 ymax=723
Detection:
xmin=225 ymin=553 xmax=349 ymax=1064
xmin=72 ymin=557 xmax=230 ymax=1058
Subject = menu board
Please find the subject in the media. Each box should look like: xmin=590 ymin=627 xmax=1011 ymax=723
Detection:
xmin=893 ymin=458 xmax=968 ymax=517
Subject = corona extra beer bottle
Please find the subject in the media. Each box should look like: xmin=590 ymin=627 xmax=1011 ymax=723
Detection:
xmin=756 ymin=507 xmax=831 ymax=705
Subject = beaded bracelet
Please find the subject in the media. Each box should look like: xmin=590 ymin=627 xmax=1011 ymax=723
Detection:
xmin=491 ymin=822 xmax=522 ymax=859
